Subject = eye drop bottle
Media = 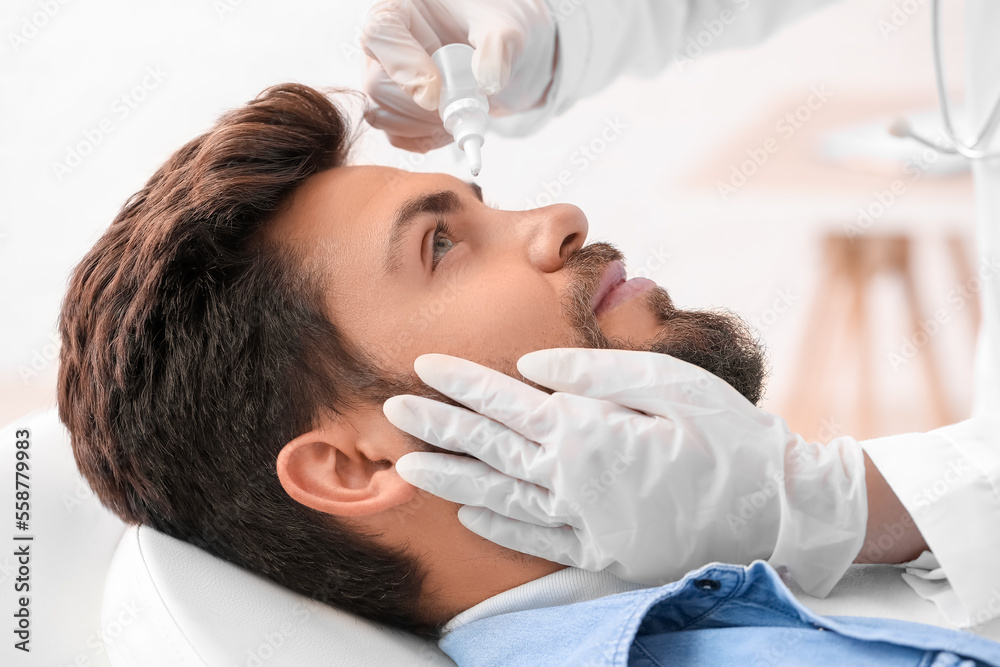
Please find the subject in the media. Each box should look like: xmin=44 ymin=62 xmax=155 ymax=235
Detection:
xmin=431 ymin=43 xmax=488 ymax=177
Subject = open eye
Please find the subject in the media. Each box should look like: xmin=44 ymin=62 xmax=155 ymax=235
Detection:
xmin=430 ymin=219 xmax=455 ymax=269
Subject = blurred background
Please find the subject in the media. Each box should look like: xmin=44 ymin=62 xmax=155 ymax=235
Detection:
xmin=0 ymin=0 xmax=978 ymax=442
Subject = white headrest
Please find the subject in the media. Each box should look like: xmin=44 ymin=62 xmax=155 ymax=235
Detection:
xmin=1 ymin=407 xmax=126 ymax=667
xmin=102 ymin=512 xmax=456 ymax=667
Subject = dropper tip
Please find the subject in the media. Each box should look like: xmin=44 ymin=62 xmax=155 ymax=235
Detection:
xmin=463 ymin=137 xmax=483 ymax=178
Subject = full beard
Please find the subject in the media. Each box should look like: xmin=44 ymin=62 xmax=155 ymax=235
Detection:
xmin=562 ymin=243 xmax=769 ymax=406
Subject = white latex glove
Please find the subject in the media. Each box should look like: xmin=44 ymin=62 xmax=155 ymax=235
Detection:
xmin=359 ymin=0 xmax=556 ymax=151
xmin=383 ymin=349 xmax=869 ymax=597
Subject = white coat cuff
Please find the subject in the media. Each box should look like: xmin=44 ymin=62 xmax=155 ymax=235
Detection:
xmin=862 ymin=417 xmax=1000 ymax=627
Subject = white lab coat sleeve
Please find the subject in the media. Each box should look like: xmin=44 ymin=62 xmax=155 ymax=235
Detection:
xmin=861 ymin=419 xmax=1000 ymax=627
xmin=490 ymin=0 xmax=843 ymax=137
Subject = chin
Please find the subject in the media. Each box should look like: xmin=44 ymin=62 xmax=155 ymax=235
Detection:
xmin=596 ymin=301 xmax=663 ymax=345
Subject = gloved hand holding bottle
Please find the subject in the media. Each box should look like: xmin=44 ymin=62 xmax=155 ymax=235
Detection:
xmin=359 ymin=0 xmax=557 ymax=152
xmin=383 ymin=348 xmax=892 ymax=597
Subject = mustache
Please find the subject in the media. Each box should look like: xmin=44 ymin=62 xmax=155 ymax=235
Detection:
xmin=562 ymin=242 xmax=623 ymax=343
xmin=563 ymin=241 xmax=626 ymax=309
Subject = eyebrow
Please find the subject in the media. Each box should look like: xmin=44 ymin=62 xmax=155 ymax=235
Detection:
xmin=382 ymin=180 xmax=483 ymax=275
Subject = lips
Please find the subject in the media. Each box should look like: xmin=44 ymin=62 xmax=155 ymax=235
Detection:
xmin=591 ymin=260 xmax=657 ymax=317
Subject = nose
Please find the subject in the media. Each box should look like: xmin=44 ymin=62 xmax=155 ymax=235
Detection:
xmin=524 ymin=204 xmax=589 ymax=273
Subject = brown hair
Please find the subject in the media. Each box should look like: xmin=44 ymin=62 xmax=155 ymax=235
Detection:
xmin=57 ymin=83 xmax=438 ymax=636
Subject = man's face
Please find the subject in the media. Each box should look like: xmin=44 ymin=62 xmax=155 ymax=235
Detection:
xmin=272 ymin=165 xmax=766 ymax=404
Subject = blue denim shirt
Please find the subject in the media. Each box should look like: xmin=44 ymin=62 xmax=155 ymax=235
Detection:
xmin=439 ymin=561 xmax=1000 ymax=666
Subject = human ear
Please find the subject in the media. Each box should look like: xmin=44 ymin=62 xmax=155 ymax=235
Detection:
xmin=275 ymin=409 xmax=416 ymax=517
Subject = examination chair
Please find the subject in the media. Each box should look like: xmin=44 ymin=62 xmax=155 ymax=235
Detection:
xmin=5 ymin=406 xmax=996 ymax=667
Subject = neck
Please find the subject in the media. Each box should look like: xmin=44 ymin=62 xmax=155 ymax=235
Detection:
xmin=418 ymin=542 xmax=568 ymax=626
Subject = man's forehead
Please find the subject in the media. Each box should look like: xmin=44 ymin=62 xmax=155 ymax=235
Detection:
xmin=271 ymin=165 xmax=478 ymax=241
xmin=272 ymin=165 xmax=409 ymax=237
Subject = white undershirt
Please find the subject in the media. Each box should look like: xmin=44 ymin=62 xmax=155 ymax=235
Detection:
xmin=441 ymin=567 xmax=649 ymax=635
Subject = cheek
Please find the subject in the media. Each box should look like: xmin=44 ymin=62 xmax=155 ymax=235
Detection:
xmin=450 ymin=274 xmax=567 ymax=345
xmin=373 ymin=269 xmax=580 ymax=368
